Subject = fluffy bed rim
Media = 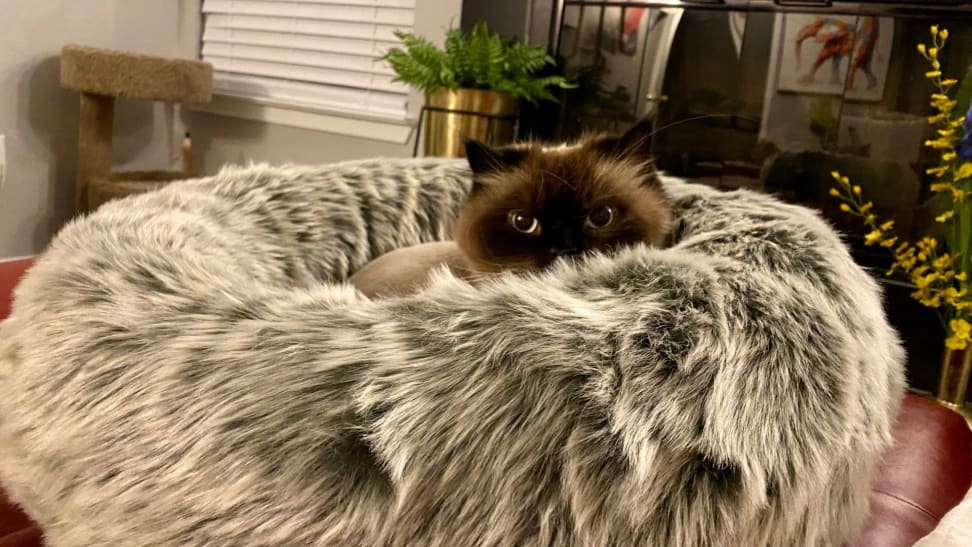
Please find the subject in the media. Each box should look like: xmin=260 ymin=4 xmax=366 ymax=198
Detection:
xmin=0 ymin=158 xmax=904 ymax=547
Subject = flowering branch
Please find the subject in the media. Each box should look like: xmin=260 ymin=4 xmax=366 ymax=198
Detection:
xmin=830 ymin=25 xmax=972 ymax=350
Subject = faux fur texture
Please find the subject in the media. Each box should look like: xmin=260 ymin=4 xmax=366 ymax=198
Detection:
xmin=0 ymin=158 xmax=905 ymax=546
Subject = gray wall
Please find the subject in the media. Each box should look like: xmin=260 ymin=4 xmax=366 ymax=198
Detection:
xmin=0 ymin=0 xmax=463 ymax=259
xmin=0 ymin=0 xmax=187 ymax=258
xmin=461 ymin=0 xmax=530 ymax=41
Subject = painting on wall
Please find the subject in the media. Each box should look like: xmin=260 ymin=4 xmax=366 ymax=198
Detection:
xmin=776 ymin=14 xmax=894 ymax=101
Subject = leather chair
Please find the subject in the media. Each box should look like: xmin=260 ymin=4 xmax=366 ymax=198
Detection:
xmin=0 ymin=256 xmax=970 ymax=546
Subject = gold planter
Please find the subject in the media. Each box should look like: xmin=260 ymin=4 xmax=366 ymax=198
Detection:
xmin=936 ymin=346 xmax=972 ymax=410
xmin=423 ymin=88 xmax=519 ymax=158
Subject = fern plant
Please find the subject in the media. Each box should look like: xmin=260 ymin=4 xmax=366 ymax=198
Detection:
xmin=382 ymin=22 xmax=574 ymax=105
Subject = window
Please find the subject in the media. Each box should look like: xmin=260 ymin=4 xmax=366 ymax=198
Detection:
xmin=200 ymin=0 xmax=415 ymax=121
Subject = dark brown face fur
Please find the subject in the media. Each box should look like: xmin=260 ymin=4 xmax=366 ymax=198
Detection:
xmin=455 ymin=121 xmax=674 ymax=273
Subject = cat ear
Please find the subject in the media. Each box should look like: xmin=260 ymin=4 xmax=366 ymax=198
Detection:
xmin=464 ymin=140 xmax=526 ymax=175
xmin=616 ymin=117 xmax=654 ymax=161
xmin=590 ymin=119 xmax=654 ymax=161
xmin=592 ymin=119 xmax=657 ymax=185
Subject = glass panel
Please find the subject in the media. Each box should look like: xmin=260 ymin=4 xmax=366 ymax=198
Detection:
xmin=552 ymin=5 xmax=972 ymax=271
xmin=547 ymin=5 xmax=972 ymax=393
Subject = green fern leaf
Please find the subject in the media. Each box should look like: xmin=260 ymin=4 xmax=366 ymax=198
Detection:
xmin=384 ymin=22 xmax=574 ymax=103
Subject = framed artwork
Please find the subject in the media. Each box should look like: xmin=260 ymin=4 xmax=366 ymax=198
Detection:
xmin=776 ymin=14 xmax=894 ymax=101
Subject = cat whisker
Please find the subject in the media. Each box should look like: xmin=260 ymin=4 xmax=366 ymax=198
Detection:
xmin=540 ymin=170 xmax=576 ymax=191
xmin=645 ymin=114 xmax=757 ymax=142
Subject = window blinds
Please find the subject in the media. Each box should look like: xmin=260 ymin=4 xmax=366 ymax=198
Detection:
xmin=201 ymin=0 xmax=415 ymax=120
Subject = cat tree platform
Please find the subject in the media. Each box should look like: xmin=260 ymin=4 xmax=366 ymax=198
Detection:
xmin=60 ymin=44 xmax=213 ymax=212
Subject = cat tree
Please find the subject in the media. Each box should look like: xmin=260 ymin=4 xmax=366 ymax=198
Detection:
xmin=60 ymin=44 xmax=213 ymax=213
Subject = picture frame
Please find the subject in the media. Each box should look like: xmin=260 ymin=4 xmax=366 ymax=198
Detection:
xmin=776 ymin=14 xmax=894 ymax=101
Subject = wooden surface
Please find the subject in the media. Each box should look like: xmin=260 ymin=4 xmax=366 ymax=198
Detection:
xmin=76 ymin=93 xmax=114 ymax=213
xmin=60 ymin=44 xmax=212 ymax=104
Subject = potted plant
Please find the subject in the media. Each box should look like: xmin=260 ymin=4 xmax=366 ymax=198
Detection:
xmin=383 ymin=22 xmax=574 ymax=157
xmin=830 ymin=25 xmax=972 ymax=409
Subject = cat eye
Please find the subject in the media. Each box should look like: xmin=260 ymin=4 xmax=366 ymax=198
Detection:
xmin=507 ymin=210 xmax=540 ymax=235
xmin=586 ymin=205 xmax=616 ymax=228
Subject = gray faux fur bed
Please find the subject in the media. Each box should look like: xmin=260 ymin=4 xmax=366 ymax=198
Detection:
xmin=0 ymin=158 xmax=904 ymax=547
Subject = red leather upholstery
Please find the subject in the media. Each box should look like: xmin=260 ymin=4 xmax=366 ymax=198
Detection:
xmin=0 ymin=492 xmax=40 ymax=547
xmin=0 ymin=258 xmax=31 ymax=323
xmin=854 ymin=394 xmax=972 ymax=546
xmin=0 ymin=257 xmax=42 ymax=547
xmin=0 ymin=257 xmax=969 ymax=547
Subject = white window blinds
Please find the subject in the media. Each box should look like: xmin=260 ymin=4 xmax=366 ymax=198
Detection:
xmin=201 ymin=0 xmax=414 ymax=120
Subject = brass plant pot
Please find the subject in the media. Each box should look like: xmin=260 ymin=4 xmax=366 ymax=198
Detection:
xmin=423 ymin=88 xmax=520 ymax=158
xmin=937 ymin=346 xmax=972 ymax=410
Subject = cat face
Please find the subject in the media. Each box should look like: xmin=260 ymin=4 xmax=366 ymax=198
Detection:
xmin=455 ymin=121 xmax=673 ymax=273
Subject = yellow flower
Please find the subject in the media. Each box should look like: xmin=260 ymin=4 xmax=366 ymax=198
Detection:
xmin=839 ymin=203 xmax=851 ymax=213
xmin=931 ymin=182 xmax=954 ymax=193
xmin=859 ymin=202 xmax=874 ymax=213
xmin=942 ymin=78 xmax=958 ymax=86
xmin=840 ymin=176 xmax=850 ymax=186
xmin=927 ymin=70 xmax=942 ymax=78
xmin=880 ymin=220 xmax=894 ymax=231
xmin=938 ymin=128 xmax=955 ymax=137
xmin=953 ymin=189 xmax=969 ymax=202
xmin=933 ymin=254 xmax=953 ymax=270
xmin=954 ymin=162 xmax=972 ymax=181
xmin=829 ymin=188 xmax=840 ymax=197
xmin=919 ymin=293 xmax=943 ymax=308
xmin=943 ymin=151 xmax=957 ymax=162
xmin=929 ymin=46 xmax=939 ymax=58
xmin=864 ymin=230 xmax=883 ymax=246
xmin=945 ymin=334 xmax=968 ymax=350
xmin=927 ymin=166 xmax=949 ymax=177
xmin=917 ymin=43 xmax=927 ymax=55
xmin=931 ymin=96 xmax=958 ymax=112
xmin=944 ymin=287 xmax=969 ymax=305
xmin=853 ymin=185 xmax=862 ymax=196
xmin=830 ymin=171 xmax=841 ymax=181
xmin=926 ymin=137 xmax=954 ymax=149
xmin=940 ymin=29 xmax=949 ymax=40
xmin=933 ymin=60 xmax=941 ymax=71
xmin=957 ymin=272 xmax=968 ymax=282
xmin=915 ymin=273 xmax=940 ymax=289
xmin=936 ymin=211 xmax=954 ymax=222
xmin=950 ymin=118 xmax=965 ymax=129
xmin=928 ymin=113 xmax=946 ymax=125
xmin=865 ymin=214 xmax=876 ymax=224
xmin=945 ymin=318 xmax=971 ymax=350
xmin=880 ymin=237 xmax=898 ymax=248
xmin=931 ymin=25 xmax=939 ymax=37
xmin=920 ymin=237 xmax=938 ymax=249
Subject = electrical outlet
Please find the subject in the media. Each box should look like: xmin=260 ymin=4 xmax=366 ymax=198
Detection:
xmin=0 ymin=134 xmax=5 ymax=187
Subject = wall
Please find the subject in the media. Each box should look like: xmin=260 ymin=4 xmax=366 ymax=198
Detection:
xmin=461 ymin=0 xmax=529 ymax=41
xmin=0 ymin=0 xmax=186 ymax=259
xmin=0 ymin=0 xmax=464 ymax=259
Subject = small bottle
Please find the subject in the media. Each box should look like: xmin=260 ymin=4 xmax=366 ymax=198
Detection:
xmin=182 ymin=132 xmax=193 ymax=174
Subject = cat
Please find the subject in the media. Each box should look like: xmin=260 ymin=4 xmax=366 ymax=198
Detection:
xmin=349 ymin=120 xmax=674 ymax=297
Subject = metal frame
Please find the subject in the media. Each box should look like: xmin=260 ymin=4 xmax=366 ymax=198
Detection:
xmin=558 ymin=1 xmax=972 ymax=16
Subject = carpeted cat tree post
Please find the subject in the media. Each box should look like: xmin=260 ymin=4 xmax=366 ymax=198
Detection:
xmin=60 ymin=44 xmax=213 ymax=213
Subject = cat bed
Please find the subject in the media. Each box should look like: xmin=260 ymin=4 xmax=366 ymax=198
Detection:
xmin=0 ymin=158 xmax=905 ymax=546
